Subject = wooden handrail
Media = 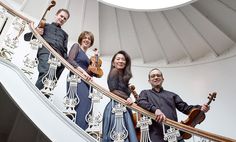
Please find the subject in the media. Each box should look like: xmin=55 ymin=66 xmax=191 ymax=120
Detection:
xmin=28 ymin=22 xmax=236 ymax=142
xmin=0 ymin=1 xmax=235 ymax=141
xmin=0 ymin=1 xmax=32 ymax=23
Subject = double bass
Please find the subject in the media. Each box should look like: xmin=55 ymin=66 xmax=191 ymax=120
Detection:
xmin=88 ymin=48 xmax=103 ymax=78
xmin=181 ymin=92 xmax=217 ymax=139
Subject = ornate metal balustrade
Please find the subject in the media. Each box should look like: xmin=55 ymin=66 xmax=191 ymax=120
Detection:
xmin=0 ymin=1 xmax=236 ymax=142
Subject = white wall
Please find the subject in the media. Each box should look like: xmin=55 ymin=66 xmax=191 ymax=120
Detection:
xmin=51 ymin=52 xmax=236 ymax=140
xmin=3 ymin=27 xmax=236 ymax=139
xmin=130 ymin=57 xmax=236 ymax=140
xmin=1 ymin=20 xmax=235 ymax=140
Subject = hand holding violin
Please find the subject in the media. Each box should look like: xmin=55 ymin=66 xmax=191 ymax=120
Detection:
xmin=201 ymin=103 xmax=210 ymax=113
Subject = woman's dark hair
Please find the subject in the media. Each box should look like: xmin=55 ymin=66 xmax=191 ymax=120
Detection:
xmin=108 ymin=50 xmax=132 ymax=83
xmin=78 ymin=31 xmax=94 ymax=47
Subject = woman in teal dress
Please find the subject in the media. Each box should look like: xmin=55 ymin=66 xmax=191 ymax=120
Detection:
xmin=102 ymin=50 xmax=138 ymax=142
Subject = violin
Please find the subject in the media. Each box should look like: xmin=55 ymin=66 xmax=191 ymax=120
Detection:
xmin=181 ymin=92 xmax=217 ymax=139
xmin=88 ymin=48 xmax=103 ymax=78
xmin=129 ymin=85 xmax=141 ymax=140
xmin=38 ymin=0 xmax=56 ymax=28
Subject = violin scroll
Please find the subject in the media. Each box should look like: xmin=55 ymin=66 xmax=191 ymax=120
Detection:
xmin=207 ymin=92 xmax=216 ymax=105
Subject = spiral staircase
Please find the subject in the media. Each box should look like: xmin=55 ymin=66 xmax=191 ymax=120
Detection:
xmin=1 ymin=0 xmax=236 ymax=142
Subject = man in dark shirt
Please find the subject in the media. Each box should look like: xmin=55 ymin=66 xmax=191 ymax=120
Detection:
xmin=24 ymin=9 xmax=70 ymax=90
xmin=137 ymin=68 xmax=210 ymax=142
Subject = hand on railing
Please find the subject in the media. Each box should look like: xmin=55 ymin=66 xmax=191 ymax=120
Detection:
xmin=125 ymin=97 xmax=133 ymax=105
xmin=1 ymin=1 xmax=235 ymax=141
xmin=155 ymin=109 xmax=166 ymax=123
xmin=35 ymin=27 xmax=44 ymax=35
xmin=76 ymin=66 xmax=92 ymax=81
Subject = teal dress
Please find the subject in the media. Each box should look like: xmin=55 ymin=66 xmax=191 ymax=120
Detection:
xmin=102 ymin=68 xmax=138 ymax=142
xmin=67 ymin=43 xmax=91 ymax=130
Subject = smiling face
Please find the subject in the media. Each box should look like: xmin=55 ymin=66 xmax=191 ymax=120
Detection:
xmin=112 ymin=53 xmax=126 ymax=70
xmin=148 ymin=69 xmax=164 ymax=89
xmin=55 ymin=10 xmax=69 ymax=26
xmin=78 ymin=31 xmax=94 ymax=51
xmin=81 ymin=34 xmax=92 ymax=49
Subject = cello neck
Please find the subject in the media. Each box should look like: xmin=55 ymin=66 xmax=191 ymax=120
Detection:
xmin=38 ymin=0 xmax=56 ymax=27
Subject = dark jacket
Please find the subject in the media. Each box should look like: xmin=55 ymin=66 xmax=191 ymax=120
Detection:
xmin=24 ymin=22 xmax=68 ymax=58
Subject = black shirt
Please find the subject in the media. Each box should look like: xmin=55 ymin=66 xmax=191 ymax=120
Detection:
xmin=137 ymin=88 xmax=200 ymax=142
xmin=24 ymin=22 xmax=68 ymax=58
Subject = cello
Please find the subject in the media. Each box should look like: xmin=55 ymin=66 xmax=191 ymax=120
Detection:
xmin=181 ymin=92 xmax=217 ymax=139
xmin=38 ymin=0 xmax=56 ymax=28
xmin=23 ymin=0 xmax=56 ymax=41
xmin=88 ymin=48 xmax=103 ymax=78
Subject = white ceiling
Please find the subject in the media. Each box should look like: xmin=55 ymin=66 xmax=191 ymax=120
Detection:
xmin=2 ymin=0 xmax=236 ymax=67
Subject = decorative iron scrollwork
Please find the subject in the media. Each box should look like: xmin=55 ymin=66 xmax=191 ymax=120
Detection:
xmin=163 ymin=123 xmax=180 ymax=142
xmin=63 ymin=75 xmax=81 ymax=122
xmin=110 ymin=102 xmax=128 ymax=142
xmin=137 ymin=116 xmax=152 ymax=142
xmin=41 ymin=56 xmax=61 ymax=98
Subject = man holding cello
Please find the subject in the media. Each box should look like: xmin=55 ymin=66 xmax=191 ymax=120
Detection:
xmin=137 ymin=68 xmax=210 ymax=142
xmin=24 ymin=8 xmax=70 ymax=91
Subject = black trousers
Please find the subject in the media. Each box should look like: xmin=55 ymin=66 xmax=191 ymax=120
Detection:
xmin=35 ymin=49 xmax=64 ymax=90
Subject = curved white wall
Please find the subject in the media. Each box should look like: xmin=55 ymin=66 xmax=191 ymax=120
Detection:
xmin=131 ymin=56 xmax=236 ymax=140
xmin=51 ymin=52 xmax=236 ymax=140
xmin=8 ymin=37 xmax=236 ymax=140
xmin=1 ymin=0 xmax=235 ymax=140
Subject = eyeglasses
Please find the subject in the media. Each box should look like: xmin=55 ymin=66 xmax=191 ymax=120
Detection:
xmin=150 ymin=74 xmax=162 ymax=78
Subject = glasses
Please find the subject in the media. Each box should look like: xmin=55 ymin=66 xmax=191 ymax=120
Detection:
xmin=150 ymin=74 xmax=162 ymax=78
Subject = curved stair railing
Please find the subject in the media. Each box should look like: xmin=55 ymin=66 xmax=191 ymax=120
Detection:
xmin=0 ymin=1 xmax=97 ymax=142
xmin=29 ymin=22 xmax=236 ymax=142
xmin=0 ymin=51 xmax=97 ymax=142
xmin=1 ymin=1 xmax=236 ymax=142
